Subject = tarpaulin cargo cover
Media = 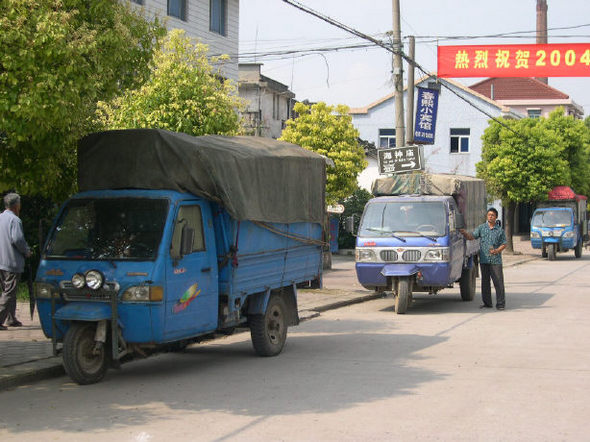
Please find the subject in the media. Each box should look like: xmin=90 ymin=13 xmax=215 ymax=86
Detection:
xmin=78 ymin=129 xmax=326 ymax=224
xmin=372 ymin=173 xmax=486 ymax=230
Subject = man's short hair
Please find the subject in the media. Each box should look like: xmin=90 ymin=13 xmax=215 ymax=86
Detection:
xmin=4 ymin=193 xmax=20 ymax=209
xmin=487 ymin=207 xmax=498 ymax=217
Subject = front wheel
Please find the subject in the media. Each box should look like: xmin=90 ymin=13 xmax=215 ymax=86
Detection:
xmin=548 ymin=243 xmax=557 ymax=261
xmin=542 ymin=245 xmax=548 ymax=258
xmin=63 ymin=323 xmax=109 ymax=385
xmin=459 ymin=265 xmax=476 ymax=301
xmin=250 ymin=295 xmax=288 ymax=356
xmin=395 ymin=277 xmax=412 ymax=314
xmin=575 ymin=239 xmax=582 ymax=258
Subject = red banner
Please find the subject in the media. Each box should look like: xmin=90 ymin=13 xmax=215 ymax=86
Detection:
xmin=437 ymin=43 xmax=590 ymax=78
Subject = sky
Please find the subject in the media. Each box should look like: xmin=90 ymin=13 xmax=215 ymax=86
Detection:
xmin=239 ymin=0 xmax=590 ymax=116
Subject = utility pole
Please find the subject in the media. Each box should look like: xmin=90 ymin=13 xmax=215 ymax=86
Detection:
xmin=392 ymin=0 xmax=405 ymax=147
xmin=405 ymin=35 xmax=415 ymax=145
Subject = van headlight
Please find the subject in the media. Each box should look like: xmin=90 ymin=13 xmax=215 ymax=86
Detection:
xmin=122 ymin=285 xmax=164 ymax=302
xmin=563 ymin=231 xmax=574 ymax=238
xmin=530 ymin=231 xmax=540 ymax=239
xmin=423 ymin=248 xmax=450 ymax=262
xmin=34 ymin=282 xmax=58 ymax=299
xmin=355 ymin=248 xmax=378 ymax=262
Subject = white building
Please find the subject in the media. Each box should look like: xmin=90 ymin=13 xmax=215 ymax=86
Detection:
xmin=350 ymin=75 xmax=523 ymax=191
xmin=130 ymin=0 xmax=239 ymax=81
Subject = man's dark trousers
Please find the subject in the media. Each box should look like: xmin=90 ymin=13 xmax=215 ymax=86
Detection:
xmin=0 ymin=270 xmax=19 ymax=325
xmin=480 ymin=263 xmax=505 ymax=308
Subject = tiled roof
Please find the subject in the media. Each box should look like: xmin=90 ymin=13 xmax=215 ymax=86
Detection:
xmin=469 ymin=77 xmax=569 ymax=100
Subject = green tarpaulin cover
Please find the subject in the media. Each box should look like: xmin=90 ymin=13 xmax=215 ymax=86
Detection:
xmin=78 ymin=129 xmax=326 ymax=224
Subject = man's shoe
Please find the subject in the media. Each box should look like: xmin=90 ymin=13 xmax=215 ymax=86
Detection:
xmin=496 ymin=306 xmax=505 ymax=311
xmin=0 ymin=325 xmax=7 ymax=331
xmin=7 ymin=320 xmax=22 ymax=327
xmin=479 ymin=304 xmax=493 ymax=309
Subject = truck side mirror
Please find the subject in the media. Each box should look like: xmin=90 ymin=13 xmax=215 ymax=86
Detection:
xmin=344 ymin=216 xmax=356 ymax=234
xmin=180 ymin=225 xmax=195 ymax=257
xmin=455 ymin=212 xmax=465 ymax=230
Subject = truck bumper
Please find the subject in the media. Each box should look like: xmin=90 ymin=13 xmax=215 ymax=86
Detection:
xmin=356 ymin=262 xmax=452 ymax=289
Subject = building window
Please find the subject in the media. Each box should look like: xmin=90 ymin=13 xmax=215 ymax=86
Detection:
xmin=450 ymin=128 xmax=470 ymax=153
xmin=210 ymin=0 xmax=226 ymax=36
xmin=378 ymin=129 xmax=396 ymax=148
xmin=168 ymin=0 xmax=186 ymax=21
xmin=527 ymin=109 xmax=541 ymax=119
xmin=273 ymin=94 xmax=279 ymax=120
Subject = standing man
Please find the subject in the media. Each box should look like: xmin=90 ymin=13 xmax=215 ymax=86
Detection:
xmin=460 ymin=208 xmax=507 ymax=310
xmin=0 ymin=193 xmax=31 ymax=330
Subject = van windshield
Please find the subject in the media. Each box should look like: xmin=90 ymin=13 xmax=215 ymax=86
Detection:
xmin=359 ymin=201 xmax=446 ymax=237
xmin=45 ymin=198 xmax=169 ymax=260
xmin=531 ymin=210 xmax=571 ymax=228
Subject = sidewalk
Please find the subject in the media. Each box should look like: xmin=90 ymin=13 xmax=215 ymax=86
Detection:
xmin=0 ymin=235 xmax=539 ymax=391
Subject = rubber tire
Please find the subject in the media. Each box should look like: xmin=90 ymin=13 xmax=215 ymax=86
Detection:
xmin=395 ymin=277 xmax=411 ymax=314
xmin=542 ymin=246 xmax=548 ymax=258
xmin=63 ymin=322 xmax=109 ymax=385
xmin=459 ymin=265 xmax=476 ymax=301
xmin=250 ymin=295 xmax=288 ymax=356
xmin=548 ymin=243 xmax=557 ymax=261
xmin=575 ymin=239 xmax=582 ymax=258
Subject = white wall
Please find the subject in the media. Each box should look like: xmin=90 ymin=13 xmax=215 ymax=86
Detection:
xmin=132 ymin=0 xmax=239 ymax=81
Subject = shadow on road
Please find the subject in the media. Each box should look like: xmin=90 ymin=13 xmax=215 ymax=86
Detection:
xmin=0 ymin=318 xmax=447 ymax=435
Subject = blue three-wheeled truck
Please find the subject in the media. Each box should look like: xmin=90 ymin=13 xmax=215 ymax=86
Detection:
xmin=34 ymin=129 xmax=326 ymax=384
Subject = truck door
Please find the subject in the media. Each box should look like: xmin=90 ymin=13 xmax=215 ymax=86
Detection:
xmin=165 ymin=201 xmax=218 ymax=339
xmin=448 ymin=202 xmax=465 ymax=282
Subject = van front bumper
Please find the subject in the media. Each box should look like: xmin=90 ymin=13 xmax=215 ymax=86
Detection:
xmin=355 ymin=262 xmax=452 ymax=290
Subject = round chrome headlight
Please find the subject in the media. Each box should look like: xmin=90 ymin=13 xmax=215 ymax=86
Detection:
xmin=85 ymin=270 xmax=104 ymax=290
xmin=72 ymin=273 xmax=86 ymax=289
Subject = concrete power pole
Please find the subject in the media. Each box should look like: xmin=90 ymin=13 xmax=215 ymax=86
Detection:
xmin=392 ymin=0 xmax=405 ymax=147
xmin=405 ymin=35 xmax=415 ymax=145
xmin=536 ymin=0 xmax=548 ymax=84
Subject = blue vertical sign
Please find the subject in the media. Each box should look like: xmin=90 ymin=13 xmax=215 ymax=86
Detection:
xmin=414 ymin=87 xmax=439 ymax=144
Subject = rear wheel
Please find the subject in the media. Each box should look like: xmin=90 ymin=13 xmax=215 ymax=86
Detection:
xmin=575 ymin=239 xmax=582 ymax=258
xmin=548 ymin=243 xmax=557 ymax=261
xmin=395 ymin=277 xmax=412 ymax=314
xmin=459 ymin=265 xmax=476 ymax=301
xmin=63 ymin=323 xmax=109 ymax=385
xmin=250 ymin=295 xmax=288 ymax=356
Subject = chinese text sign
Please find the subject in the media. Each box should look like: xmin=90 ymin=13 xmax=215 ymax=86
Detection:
xmin=414 ymin=87 xmax=439 ymax=144
xmin=438 ymin=43 xmax=590 ymax=78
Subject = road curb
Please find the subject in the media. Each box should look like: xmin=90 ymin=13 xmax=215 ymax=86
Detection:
xmin=0 ymin=357 xmax=64 ymax=391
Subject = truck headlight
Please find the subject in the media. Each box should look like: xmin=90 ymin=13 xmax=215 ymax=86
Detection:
xmin=34 ymin=282 xmax=58 ymax=299
xmin=355 ymin=248 xmax=378 ymax=262
xmin=423 ymin=248 xmax=450 ymax=262
xmin=530 ymin=231 xmax=540 ymax=239
xmin=563 ymin=231 xmax=574 ymax=238
xmin=85 ymin=270 xmax=104 ymax=290
xmin=122 ymin=285 xmax=164 ymax=302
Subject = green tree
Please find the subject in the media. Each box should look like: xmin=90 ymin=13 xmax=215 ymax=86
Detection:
xmin=280 ymin=102 xmax=367 ymax=204
xmin=96 ymin=29 xmax=244 ymax=136
xmin=543 ymin=108 xmax=590 ymax=198
xmin=477 ymin=117 xmax=569 ymax=252
xmin=338 ymin=186 xmax=373 ymax=249
xmin=0 ymin=0 xmax=165 ymax=199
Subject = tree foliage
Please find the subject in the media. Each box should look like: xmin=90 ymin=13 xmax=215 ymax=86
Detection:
xmin=96 ymin=29 xmax=244 ymax=136
xmin=280 ymin=102 xmax=367 ymax=204
xmin=0 ymin=0 xmax=165 ymax=199
xmin=338 ymin=186 xmax=373 ymax=249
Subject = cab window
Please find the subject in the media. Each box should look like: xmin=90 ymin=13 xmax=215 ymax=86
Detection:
xmin=171 ymin=205 xmax=205 ymax=255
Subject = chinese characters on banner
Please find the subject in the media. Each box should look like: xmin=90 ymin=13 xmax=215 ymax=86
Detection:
xmin=414 ymin=87 xmax=439 ymax=144
xmin=438 ymin=43 xmax=590 ymax=78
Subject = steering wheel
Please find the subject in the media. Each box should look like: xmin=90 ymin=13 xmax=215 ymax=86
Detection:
xmin=416 ymin=224 xmax=436 ymax=231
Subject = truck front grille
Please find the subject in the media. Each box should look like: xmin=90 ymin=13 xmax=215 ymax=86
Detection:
xmin=402 ymin=250 xmax=421 ymax=262
xmin=380 ymin=250 xmax=399 ymax=262
xmin=60 ymin=282 xmax=118 ymax=302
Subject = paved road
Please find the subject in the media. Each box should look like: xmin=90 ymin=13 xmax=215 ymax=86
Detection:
xmin=1 ymin=252 xmax=588 ymax=441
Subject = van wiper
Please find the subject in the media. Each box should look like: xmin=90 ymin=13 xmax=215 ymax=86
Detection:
xmin=366 ymin=227 xmax=406 ymax=242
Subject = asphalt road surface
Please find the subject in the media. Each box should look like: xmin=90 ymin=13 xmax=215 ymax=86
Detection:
xmin=1 ymin=255 xmax=589 ymax=441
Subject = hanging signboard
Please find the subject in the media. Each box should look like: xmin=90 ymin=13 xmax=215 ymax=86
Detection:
xmin=438 ymin=43 xmax=590 ymax=78
xmin=378 ymin=146 xmax=422 ymax=174
xmin=414 ymin=87 xmax=439 ymax=144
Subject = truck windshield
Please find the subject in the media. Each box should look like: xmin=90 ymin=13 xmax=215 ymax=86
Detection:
xmin=359 ymin=201 xmax=446 ymax=237
xmin=531 ymin=210 xmax=571 ymax=228
xmin=45 ymin=198 xmax=169 ymax=260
